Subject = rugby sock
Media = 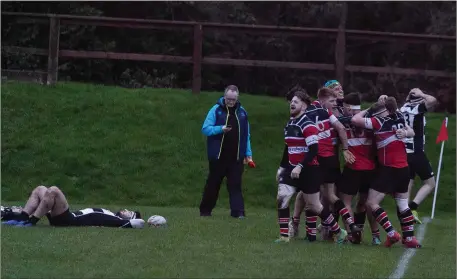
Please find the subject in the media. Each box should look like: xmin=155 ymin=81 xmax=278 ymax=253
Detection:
xmin=319 ymin=208 xmax=341 ymax=235
xmin=398 ymin=208 xmax=415 ymax=239
xmin=305 ymin=210 xmax=318 ymax=242
xmin=354 ymin=211 xmax=366 ymax=229
xmin=28 ymin=215 xmax=40 ymax=225
xmin=293 ymin=216 xmax=300 ymax=226
xmin=278 ymin=207 xmax=290 ymax=237
xmin=372 ymin=229 xmax=380 ymax=239
xmin=334 ymin=199 xmax=355 ymax=228
xmin=373 ymin=207 xmax=395 ymax=236
xmin=334 ymin=212 xmax=340 ymax=224
xmin=409 ymin=201 xmax=419 ymax=211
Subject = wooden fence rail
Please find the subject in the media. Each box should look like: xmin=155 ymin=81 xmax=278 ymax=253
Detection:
xmin=2 ymin=11 xmax=456 ymax=94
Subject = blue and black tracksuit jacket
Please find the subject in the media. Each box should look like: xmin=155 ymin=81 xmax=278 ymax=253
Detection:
xmin=202 ymin=97 xmax=252 ymax=162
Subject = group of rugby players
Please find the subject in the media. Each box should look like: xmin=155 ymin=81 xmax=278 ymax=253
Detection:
xmin=275 ymin=80 xmax=437 ymax=249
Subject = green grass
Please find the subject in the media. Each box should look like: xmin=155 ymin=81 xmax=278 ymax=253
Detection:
xmin=1 ymin=81 xmax=455 ymax=214
xmin=1 ymin=81 xmax=456 ymax=278
xmin=2 ymin=205 xmax=456 ymax=278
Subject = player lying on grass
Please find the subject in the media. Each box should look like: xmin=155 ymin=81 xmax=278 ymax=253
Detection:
xmin=275 ymin=91 xmax=347 ymax=244
xmin=351 ymin=97 xmax=422 ymax=248
xmin=2 ymin=185 xmax=145 ymax=228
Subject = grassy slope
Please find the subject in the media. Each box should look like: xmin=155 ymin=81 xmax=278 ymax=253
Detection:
xmin=1 ymin=81 xmax=456 ymax=214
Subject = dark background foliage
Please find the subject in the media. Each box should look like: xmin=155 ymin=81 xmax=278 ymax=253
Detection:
xmin=2 ymin=1 xmax=455 ymax=111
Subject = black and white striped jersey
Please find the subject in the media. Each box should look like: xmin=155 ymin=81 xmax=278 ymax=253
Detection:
xmin=400 ymin=103 xmax=427 ymax=153
xmin=71 ymin=208 xmax=131 ymax=227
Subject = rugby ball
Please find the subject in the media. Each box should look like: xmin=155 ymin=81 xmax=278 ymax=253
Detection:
xmin=147 ymin=215 xmax=167 ymax=227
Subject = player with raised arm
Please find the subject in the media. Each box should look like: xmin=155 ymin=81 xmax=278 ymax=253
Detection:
xmin=351 ymin=97 xmax=422 ymax=248
xmin=275 ymin=91 xmax=347 ymax=244
xmin=337 ymin=92 xmax=381 ymax=245
xmin=2 ymin=185 xmax=145 ymax=228
xmin=400 ymin=88 xmax=438 ymax=224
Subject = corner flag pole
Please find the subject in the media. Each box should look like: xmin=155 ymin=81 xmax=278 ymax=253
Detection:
xmin=431 ymin=117 xmax=448 ymax=219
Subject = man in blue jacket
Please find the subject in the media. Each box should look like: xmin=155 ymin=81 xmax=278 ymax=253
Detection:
xmin=199 ymin=85 xmax=253 ymax=218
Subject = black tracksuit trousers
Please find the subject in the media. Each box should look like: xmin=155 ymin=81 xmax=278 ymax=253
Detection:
xmin=199 ymin=159 xmax=245 ymax=217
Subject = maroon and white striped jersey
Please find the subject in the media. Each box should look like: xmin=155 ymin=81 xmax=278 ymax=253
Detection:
xmin=305 ymin=100 xmax=339 ymax=157
xmin=343 ymin=124 xmax=376 ymax=170
xmin=284 ymin=113 xmax=319 ymax=166
xmin=364 ymin=112 xmax=408 ymax=168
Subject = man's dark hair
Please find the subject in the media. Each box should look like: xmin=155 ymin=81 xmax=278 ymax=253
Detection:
xmin=294 ymin=90 xmax=312 ymax=105
xmin=133 ymin=211 xmax=142 ymax=220
xmin=385 ymin=97 xmax=398 ymax=115
xmin=286 ymin=84 xmax=306 ymax=102
xmin=343 ymin=92 xmax=361 ymax=106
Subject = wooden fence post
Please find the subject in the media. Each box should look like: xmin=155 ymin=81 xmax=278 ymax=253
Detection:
xmin=192 ymin=24 xmax=203 ymax=95
xmin=335 ymin=3 xmax=348 ymax=85
xmin=46 ymin=15 xmax=60 ymax=85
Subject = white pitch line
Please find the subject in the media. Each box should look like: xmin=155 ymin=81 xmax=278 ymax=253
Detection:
xmin=388 ymin=217 xmax=431 ymax=279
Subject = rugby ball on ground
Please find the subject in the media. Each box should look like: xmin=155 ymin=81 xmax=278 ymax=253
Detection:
xmin=147 ymin=215 xmax=167 ymax=227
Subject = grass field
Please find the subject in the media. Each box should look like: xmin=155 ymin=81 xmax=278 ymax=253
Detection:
xmin=2 ymin=205 xmax=456 ymax=278
xmin=1 ymin=81 xmax=456 ymax=278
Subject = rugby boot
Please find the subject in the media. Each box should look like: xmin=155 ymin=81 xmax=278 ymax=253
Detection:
xmin=335 ymin=229 xmax=348 ymax=244
xmin=372 ymin=236 xmax=382 ymax=245
xmin=402 ymin=236 xmax=422 ymax=248
xmin=411 ymin=210 xmax=422 ymax=224
xmin=274 ymin=236 xmax=290 ymax=243
xmin=14 ymin=220 xmax=35 ymax=227
xmin=2 ymin=219 xmax=21 ymax=226
xmin=384 ymin=231 xmax=401 ymax=247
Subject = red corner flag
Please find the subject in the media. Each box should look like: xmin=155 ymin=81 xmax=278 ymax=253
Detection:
xmin=436 ymin=118 xmax=449 ymax=144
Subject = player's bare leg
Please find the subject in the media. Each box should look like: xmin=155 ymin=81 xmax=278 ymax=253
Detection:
xmin=16 ymin=186 xmax=70 ymax=227
xmin=408 ymin=177 xmax=436 ymax=224
xmin=2 ymin=186 xmax=48 ymax=225
xmin=303 ymin=192 xmax=347 ymax=243
xmin=36 ymin=186 xmax=69 ymax=218
xmin=23 ymin=186 xmax=48 ymax=215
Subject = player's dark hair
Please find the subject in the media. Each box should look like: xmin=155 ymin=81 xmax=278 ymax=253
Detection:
xmin=294 ymin=90 xmax=312 ymax=105
xmin=385 ymin=97 xmax=398 ymax=115
xmin=134 ymin=211 xmax=142 ymax=219
xmin=115 ymin=210 xmax=142 ymax=220
xmin=343 ymin=92 xmax=361 ymax=106
xmin=286 ymin=84 xmax=306 ymax=102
